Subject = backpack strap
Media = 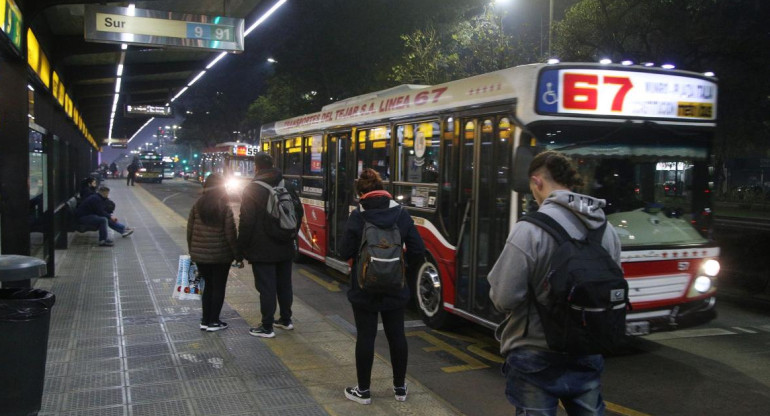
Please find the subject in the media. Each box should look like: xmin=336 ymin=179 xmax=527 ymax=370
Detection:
xmin=253 ymin=180 xmax=272 ymax=191
xmin=518 ymin=211 xmax=571 ymax=245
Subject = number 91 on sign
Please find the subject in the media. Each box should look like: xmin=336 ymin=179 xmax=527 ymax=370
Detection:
xmin=186 ymin=22 xmax=233 ymax=42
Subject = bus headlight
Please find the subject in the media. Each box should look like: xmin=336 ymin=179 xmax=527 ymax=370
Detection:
xmin=693 ymin=276 xmax=712 ymax=293
xmin=701 ymin=259 xmax=720 ymax=277
xmin=226 ymin=178 xmax=240 ymax=193
xmin=690 ymin=259 xmax=719 ymax=295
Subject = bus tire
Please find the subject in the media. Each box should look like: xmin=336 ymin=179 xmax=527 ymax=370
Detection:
xmin=414 ymin=255 xmax=456 ymax=329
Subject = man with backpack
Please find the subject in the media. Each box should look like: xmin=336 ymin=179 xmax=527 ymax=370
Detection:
xmin=238 ymin=152 xmax=302 ymax=338
xmin=488 ymin=150 xmax=623 ymax=416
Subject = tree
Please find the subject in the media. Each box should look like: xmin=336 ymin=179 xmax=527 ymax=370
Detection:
xmin=391 ymin=5 xmax=543 ymax=84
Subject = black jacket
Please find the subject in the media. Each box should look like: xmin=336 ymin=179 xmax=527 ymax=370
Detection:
xmin=237 ymin=168 xmax=299 ymax=263
xmin=74 ymin=193 xmax=111 ymax=219
xmin=340 ymin=195 xmax=425 ymax=311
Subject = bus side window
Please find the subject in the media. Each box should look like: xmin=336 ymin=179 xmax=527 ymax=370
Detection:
xmin=356 ymin=126 xmax=390 ymax=180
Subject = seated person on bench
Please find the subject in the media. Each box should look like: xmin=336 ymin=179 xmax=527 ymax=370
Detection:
xmin=74 ymin=186 xmax=134 ymax=246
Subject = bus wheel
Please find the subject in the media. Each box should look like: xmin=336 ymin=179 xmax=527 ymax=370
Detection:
xmin=415 ymin=257 xmax=454 ymax=329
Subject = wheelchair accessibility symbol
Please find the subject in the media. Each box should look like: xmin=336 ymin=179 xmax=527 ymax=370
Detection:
xmin=542 ymin=82 xmax=558 ymax=105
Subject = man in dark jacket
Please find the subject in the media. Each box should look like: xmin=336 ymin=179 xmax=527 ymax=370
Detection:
xmin=127 ymin=159 xmax=139 ymax=186
xmin=75 ymin=186 xmax=134 ymax=246
xmin=238 ymin=152 xmax=302 ymax=338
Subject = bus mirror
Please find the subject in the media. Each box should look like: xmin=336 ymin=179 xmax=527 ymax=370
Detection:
xmin=512 ymin=145 xmax=541 ymax=194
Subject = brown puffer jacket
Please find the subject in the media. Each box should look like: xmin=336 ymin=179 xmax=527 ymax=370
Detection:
xmin=186 ymin=202 xmax=241 ymax=264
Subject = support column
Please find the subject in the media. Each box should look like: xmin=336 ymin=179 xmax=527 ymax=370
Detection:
xmin=0 ymin=51 xmax=31 ymax=286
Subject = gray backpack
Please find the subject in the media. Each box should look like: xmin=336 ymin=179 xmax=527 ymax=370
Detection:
xmin=356 ymin=206 xmax=406 ymax=294
xmin=254 ymin=180 xmax=301 ymax=242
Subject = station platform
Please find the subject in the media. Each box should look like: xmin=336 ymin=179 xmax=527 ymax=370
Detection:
xmin=33 ymin=183 xmax=464 ymax=416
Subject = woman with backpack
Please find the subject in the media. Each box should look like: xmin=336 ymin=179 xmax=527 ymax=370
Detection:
xmin=187 ymin=173 xmax=243 ymax=332
xmin=339 ymin=168 xmax=425 ymax=405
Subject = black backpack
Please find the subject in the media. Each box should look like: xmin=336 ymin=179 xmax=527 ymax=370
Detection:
xmin=356 ymin=206 xmax=406 ymax=294
xmin=520 ymin=212 xmax=629 ymax=355
xmin=254 ymin=180 xmax=303 ymax=242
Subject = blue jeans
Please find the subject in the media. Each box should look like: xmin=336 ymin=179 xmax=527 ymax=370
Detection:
xmin=502 ymin=348 xmax=605 ymax=416
xmin=77 ymin=215 xmax=126 ymax=241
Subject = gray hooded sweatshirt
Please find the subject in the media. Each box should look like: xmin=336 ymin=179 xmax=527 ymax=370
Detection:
xmin=488 ymin=190 xmax=622 ymax=356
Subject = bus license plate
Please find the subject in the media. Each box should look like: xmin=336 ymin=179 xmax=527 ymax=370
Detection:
xmin=626 ymin=321 xmax=650 ymax=336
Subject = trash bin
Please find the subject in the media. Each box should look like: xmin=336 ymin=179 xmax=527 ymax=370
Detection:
xmin=0 ymin=255 xmax=54 ymax=416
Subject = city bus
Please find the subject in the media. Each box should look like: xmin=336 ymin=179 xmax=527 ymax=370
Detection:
xmin=136 ymin=150 xmax=164 ymax=183
xmin=259 ymin=62 xmax=720 ymax=335
xmin=162 ymin=157 xmax=176 ymax=179
xmin=198 ymin=142 xmax=257 ymax=197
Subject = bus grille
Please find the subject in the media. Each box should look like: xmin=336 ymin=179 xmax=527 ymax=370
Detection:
xmin=627 ymin=274 xmax=690 ymax=303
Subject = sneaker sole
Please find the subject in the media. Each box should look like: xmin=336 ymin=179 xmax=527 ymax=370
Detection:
xmin=199 ymin=325 xmax=207 ymax=330
xmin=395 ymin=396 xmax=407 ymax=402
xmin=274 ymin=324 xmax=294 ymax=330
xmin=344 ymin=391 xmax=371 ymax=405
xmin=122 ymin=230 xmax=134 ymax=237
xmin=206 ymin=326 xmax=228 ymax=332
xmin=249 ymin=331 xmax=275 ymax=338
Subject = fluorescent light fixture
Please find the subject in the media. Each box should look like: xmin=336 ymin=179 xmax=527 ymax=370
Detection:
xmin=643 ymin=62 xmax=655 ymax=67
xmin=661 ymin=63 xmax=676 ymax=69
xmin=621 ymin=60 xmax=633 ymax=66
xmin=704 ymin=71 xmax=715 ymax=77
xmin=187 ymin=70 xmax=206 ymax=87
xmin=115 ymin=77 xmax=122 ymax=93
xmin=546 ymin=58 xmax=560 ymax=64
xmin=121 ymin=44 xmax=128 ymax=50
xmin=171 ymin=86 xmax=189 ymax=102
xmin=244 ymin=0 xmax=287 ymax=36
xmin=27 ymin=84 xmax=34 ymax=91
xmin=599 ymin=58 xmax=612 ymax=64
xmin=267 ymin=57 xmax=277 ymax=63
xmin=117 ymin=64 xmax=124 ymax=76
xmin=206 ymin=52 xmax=227 ymax=69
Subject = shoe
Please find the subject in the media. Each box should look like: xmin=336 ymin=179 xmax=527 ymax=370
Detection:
xmin=274 ymin=319 xmax=294 ymax=330
xmin=98 ymin=240 xmax=114 ymax=247
xmin=248 ymin=325 xmax=275 ymax=338
xmin=394 ymin=385 xmax=408 ymax=402
xmin=206 ymin=321 xmax=228 ymax=332
xmin=121 ymin=228 xmax=134 ymax=237
xmin=344 ymin=386 xmax=371 ymax=405
xmin=200 ymin=322 xmax=208 ymax=330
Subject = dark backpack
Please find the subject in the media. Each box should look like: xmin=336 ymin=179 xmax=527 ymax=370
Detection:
xmin=254 ymin=180 xmax=302 ymax=242
xmin=356 ymin=206 xmax=406 ymax=294
xmin=520 ymin=212 xmax=629 ymax=355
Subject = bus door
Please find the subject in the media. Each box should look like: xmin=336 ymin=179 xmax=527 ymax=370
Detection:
xmin=326 ymin=132 xmax=354 ymax=260
xmin=455 ymin=116 xmax=513 ymax=321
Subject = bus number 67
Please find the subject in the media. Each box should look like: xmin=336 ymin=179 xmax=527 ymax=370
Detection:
xmin=562 ymin=73 xmax=633 ymax=112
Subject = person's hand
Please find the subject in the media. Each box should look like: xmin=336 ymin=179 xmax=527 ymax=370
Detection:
xmin=110 ymin=216 xmax=118 ymax=222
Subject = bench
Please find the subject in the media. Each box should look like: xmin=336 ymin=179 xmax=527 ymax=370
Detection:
xmin=66 ymin=197 xmax=100 ymax=233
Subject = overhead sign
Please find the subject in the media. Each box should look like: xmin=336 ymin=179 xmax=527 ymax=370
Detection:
xmin=125 ymin=104 xmax=173 ymax=118
xmin=0 ymin=0 xmax=23 ymax=53
xmin=84 ymin=5 xmax=244 ymax=52
xmin=536 ymin=68 xmax=717 ymax=121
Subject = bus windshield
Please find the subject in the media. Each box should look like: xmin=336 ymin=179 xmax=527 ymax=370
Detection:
xmin=528 ymin=123 xmax=713 ymax=248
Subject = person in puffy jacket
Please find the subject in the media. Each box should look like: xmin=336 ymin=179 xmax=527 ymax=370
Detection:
xmin=187 ymin=173 xmax=242 ymax=332
xmin=339 ymin=168 xmax=425 ymax=405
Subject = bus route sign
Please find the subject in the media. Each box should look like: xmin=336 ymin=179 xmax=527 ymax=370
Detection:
xmin=84 ymin=5 xmax=244 ymax=52
xmin=536 ymin=67 xmax=717 ymax=121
